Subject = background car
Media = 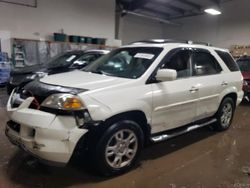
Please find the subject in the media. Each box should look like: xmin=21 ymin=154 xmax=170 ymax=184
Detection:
xmin=236 ymin=56 xmax=250 ymax=101
xmin=7 ymin=49 xmax=110 ymax=94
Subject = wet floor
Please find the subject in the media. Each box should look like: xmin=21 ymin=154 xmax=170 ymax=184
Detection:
xmin=0 ymin=87 xmax=250 ymax=188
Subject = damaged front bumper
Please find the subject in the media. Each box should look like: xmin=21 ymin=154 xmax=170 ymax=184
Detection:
xmin=5 ymin=92 xmax=88 ymax=165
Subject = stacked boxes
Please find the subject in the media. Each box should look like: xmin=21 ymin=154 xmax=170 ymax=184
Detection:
xmin=230 ymin=45 xmax=250 ymax=58
xmin=54 ymin=33 xmax=105 ymax=45
xmin=0 ymin=53 xmax=11 ymax=86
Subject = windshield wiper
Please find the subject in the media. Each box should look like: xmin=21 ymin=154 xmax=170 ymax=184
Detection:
xmin=91 ymin=70 xmax=104 ymax=75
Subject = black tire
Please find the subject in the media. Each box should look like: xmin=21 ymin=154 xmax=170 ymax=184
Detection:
xmin=92 ymin=120 xmax=144 ymax=176
xmin=213 ymin=97 xmax=235 ymax=131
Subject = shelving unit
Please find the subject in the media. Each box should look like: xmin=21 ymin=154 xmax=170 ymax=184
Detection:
xmin=13 ymin=38 xmax=117 ymax=50
xmin=230 ymin=45 xmax=250 ymax=58
xmin=13 ymin=44 xmax=26 ymax=67
xmin=11 ymin=38 xmax=118 ymax=68
xmin=0 ymin=52 xmax=11 ymax=86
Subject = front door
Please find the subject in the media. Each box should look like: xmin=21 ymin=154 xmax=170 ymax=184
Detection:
xmin=151 ymin=48 xmax=199 ymax=134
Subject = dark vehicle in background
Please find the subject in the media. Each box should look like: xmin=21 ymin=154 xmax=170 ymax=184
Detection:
xmin=237 ymin=56 xmax=250 ymax=101
xmin=7 ymin=49 xmax=110 ymax=94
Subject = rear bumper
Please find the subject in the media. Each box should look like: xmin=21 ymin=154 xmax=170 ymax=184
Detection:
xmin=237 ymin=90 xmax=245 ymax=105
xmin=6 ymin=92 xmax=88 ymax=164
xmin=243 ymin=90 xmax=250 ymax=96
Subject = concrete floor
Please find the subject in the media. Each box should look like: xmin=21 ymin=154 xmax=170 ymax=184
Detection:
xmin=0 ymin=87 xmax=250 ymax=188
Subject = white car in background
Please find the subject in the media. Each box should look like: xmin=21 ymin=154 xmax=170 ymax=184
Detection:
xmin=5 ymin=39 xmax=243 ymax=176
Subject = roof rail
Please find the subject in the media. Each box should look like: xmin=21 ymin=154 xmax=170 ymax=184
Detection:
xmin=130 ymin=39 xmax=212 ymax=46
xmin=191 ymin=41 xmax=212 ymax=46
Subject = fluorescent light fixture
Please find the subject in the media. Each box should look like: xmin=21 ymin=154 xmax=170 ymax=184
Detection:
xmin=204 ymin=8 xmax=221 ymax=15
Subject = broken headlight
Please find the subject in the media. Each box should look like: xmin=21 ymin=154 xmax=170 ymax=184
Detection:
xmin=41 ymin=93 xmax=85 ymax=111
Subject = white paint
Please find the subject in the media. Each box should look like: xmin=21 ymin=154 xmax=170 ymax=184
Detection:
xmin=0 ymin=0 xmax=115 ymax=41
xmin=6 ymin=42 xmax=244 ymax=164
xmin=163 ymin=0 xmax=250 ymax=48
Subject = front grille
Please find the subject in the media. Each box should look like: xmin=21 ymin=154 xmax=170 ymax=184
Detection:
xmin=11 ymin=89 xmax=44 ymax=109
xmin=7 ymin=121 xmax=20 ymax=133
xmin=12 ymin=103 xmax=20 ymax=108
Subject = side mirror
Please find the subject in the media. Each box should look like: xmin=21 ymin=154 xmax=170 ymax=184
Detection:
xmin=156 ymin=69 xmax=177 ymax=82
xmin=70 ymin=61 xmax=87 ymax=69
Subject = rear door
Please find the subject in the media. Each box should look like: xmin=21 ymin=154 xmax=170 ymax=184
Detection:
xmin=191 ymin=49 xmax=224 ymax=120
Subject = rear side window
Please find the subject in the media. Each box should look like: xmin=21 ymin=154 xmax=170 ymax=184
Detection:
xmin=215 ymin=50 xmax=239 ymax=72
xmin=192 ymin=52 xmax=222 ymax=76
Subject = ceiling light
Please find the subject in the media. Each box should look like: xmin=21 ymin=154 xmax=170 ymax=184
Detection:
xmin=204 ymin=8 xmax=221 ymax=15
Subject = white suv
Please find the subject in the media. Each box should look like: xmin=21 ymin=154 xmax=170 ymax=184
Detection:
xmin=6 ymin=40 xmax=243 ymax=176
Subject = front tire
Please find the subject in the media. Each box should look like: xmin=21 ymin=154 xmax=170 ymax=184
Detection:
xmin=213 ymin=97 xmax=235 ymax=131
xmin=93 ymin=120 xmax=144 ymax=176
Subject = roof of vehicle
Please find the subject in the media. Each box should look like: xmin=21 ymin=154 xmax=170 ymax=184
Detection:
xmin=65 ymin=49 xmax=110 ymax=55
xmin=85 ymin=49 xmax=110 ymax=54
xmin=124 ymin=39 xmax=228 ymax=52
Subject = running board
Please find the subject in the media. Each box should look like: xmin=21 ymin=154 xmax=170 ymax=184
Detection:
xmin=151 ymin=118 xmax=217 ymax=143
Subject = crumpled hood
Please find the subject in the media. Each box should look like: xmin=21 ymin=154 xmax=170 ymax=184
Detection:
xmin=40 ymin=70 xmax=131 ymax=90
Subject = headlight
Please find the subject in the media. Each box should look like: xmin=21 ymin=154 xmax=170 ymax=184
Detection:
xmin=41 ymin=93 xmax=85 ymax=110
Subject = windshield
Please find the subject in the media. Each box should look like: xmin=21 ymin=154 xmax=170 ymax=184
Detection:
xmin=47 ymin=52 xmax=81 ymax=69
xmin=237 ymin=59 xmax=250 ymax=71
xmin=72 ymin=53 xmax=102 ymax=67
xmin=83 ymin=47 xmax=163 ymax=79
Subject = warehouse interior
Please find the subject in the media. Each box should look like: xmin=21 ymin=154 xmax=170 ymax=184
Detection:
xmin=0 ymin=0 xmax=250 ymax=187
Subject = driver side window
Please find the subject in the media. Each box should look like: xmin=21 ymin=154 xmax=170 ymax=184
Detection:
xmin=161 ymin=49 xmax=192 ymax=79
xmin=77 ymin=53 xmax=98 ymax=64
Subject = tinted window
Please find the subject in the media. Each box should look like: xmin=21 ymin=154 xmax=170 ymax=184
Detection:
xmin=83 ymin=47 xmax=163 ymax=79
xmin=78 ymin=53 xmax=99 ymax=62
xmin=161 ymin=50 xmax=192 ymax=79
xmin=192 ymin=52 xmax=222 ymax=76
xmin=215 ymin=50 xmax=239 ymax=72
xmin=237 ymin=59 xmax=250 ymax=71
xmin=70 ymin=53 xmax=102 ymax=69
xmin=47 ymin=52 xmax=81 ymax=68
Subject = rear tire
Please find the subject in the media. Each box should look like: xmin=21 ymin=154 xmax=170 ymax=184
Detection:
xmin=213 ymin=97 xmax=235 ymax=131
xmin=92 ymin=120 xmax=144 ymax=176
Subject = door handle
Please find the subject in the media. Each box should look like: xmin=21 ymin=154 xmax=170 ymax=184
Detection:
xmin=221 ymin=81 xmax=228 ymax=86
xmin=190 ymin=87 xmax=199 ymax=93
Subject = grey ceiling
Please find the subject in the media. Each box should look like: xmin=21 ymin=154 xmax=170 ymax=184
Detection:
xmin=117 ymin=0 xmax=232 ymax=20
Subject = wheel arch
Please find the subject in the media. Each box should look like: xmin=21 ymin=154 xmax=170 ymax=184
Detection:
xmin=220 ymin=92 xmax=237 ymax=108
xmin=103 ymin=110 xmax=151 ymax=145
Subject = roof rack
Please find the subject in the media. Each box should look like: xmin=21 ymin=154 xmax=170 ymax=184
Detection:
xmin=130 ymin=39 xmax=212 ymax=46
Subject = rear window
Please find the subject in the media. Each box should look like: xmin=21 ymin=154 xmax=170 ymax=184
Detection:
xmin=192 ymin=51 xmax=222 ymax=76
xmin=215 ymin=50 xmax=239 ymax=72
